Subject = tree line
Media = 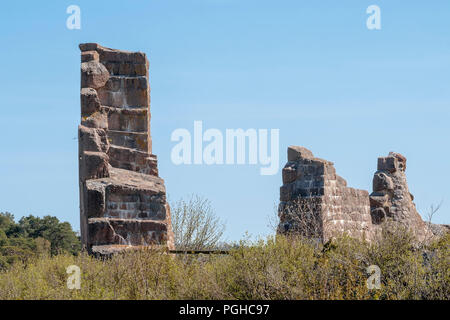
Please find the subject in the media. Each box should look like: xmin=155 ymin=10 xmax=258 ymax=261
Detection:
xmin=0 ymin=212 xmax=80 ymax=270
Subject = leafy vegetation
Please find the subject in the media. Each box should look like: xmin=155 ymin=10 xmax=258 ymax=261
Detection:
xmin=171 ymin=195 xmax=226 ymax=250
xmin=0 ymin=203 xmax=447 ymax=300
xmin=0 ymin=212 xmax=80 ymax=270
xmin=0 ymin=230 xmax=448 ymax=300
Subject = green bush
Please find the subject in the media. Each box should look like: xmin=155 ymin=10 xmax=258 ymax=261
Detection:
xmin=0 ymin=231 xmax=448 ymax=300
xmin=0 ymin=212 xmax=80 ymax=271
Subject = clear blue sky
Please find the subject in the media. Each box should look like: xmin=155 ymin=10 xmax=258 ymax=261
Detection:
xmin=0 ymin=1 xmax=449 ymax=241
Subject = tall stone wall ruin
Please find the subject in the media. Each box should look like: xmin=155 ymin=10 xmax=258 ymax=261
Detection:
xmin=369 ymin=152 xmax=433 ymax=242
xmin=278 ymin=146 xmax=434 ymax=243
xmin=78 ymin=43 xmax=174 ymax=255
xmin=278 ymin=147 xmax=376 ymax=242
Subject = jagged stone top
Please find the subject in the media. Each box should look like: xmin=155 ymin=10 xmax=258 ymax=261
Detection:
xmin=377 ymin=151 xmax=407 ymax=172
xmin=287 ymin=146 xmax=333 ymax=165
xmin=288 ymin=146 xmax=314 ymax=161
xmin=79 ymin=43 xmax=147 ymax=64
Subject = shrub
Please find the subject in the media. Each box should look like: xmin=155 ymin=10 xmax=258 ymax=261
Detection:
xmin=171 ymin=195 xmax=225 ymax=250
xmin=0 ymin=229 xmax=447 ymax=300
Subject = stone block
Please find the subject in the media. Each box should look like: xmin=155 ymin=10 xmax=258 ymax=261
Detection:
xmin=102 ymin=62 xmax=148 ymax=77
xmin=79 ymin=43 xmax=99 ymax=52
xmin=80 ymin=151 xmax=109 ymax=180
xmin=107 ymin=130 xmax=149 ymax=151
xmin=81 ymin=110 xmax=108 ymax=130
xmin=99 ymin=49 xmax=147 ymax=64
xmin=81 ymin=50 xmax=99 ymax=62
xmin=107 ymin=107 xmax=148 ymax=132
xmin=280 ymin=184 xmax=293 ymax=202
xmin=282 ymin=165 xmax=297 ymax=184
xmin=371 ymin=208 xmax=386 ymax=224
xmin=108 ymin=146 xmax=158 ymax=175
xmin=85 ymin=182 xmax=106 ymax=218
xmin=81 ymin=88 xmax=101 ymax=115
xmin=373 ymin=171 xmax=394 ymax=192
xmin=81 ymin=61 xmax=110 ymax=89
xmin=287 ymin=146 xmax=314 ymax=161
xmin=377 ymin=156 xmax=398 ymax=173
xmin=97 ymin=87 xmax=149 ymax=108
xmin=78 ymin=125 xmax=109 ymax=153
xmin=87 ymin=218 xmax=169 ymax=246
xmin=389 ymin=152 xmax=407 ymax=171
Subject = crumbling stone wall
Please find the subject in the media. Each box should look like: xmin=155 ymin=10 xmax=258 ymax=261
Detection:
xmin=278 ymin=146 xmax=433 ymax=243
xmin=369 ymin=152 xmax=433 ymax=242
xmin=78 ymin=43 xmax=174 ymax=255
xmin=278 ymin=147 xmax=376 ymax=242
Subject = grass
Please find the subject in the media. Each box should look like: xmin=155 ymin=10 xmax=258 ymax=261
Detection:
xmin=0 ymin=230 xmax=448 ymax=300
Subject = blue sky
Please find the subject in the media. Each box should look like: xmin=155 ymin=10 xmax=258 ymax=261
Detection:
xmin=0 ymin=1 xmax=449 ymax=241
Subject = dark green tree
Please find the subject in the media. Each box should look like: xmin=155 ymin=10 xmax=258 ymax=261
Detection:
xmin=0 ymin=212 xmax=15 ymax=232
xmin=17 ymin=215 xmax=80 ymax=255
xmin=0 ymin=229 xmax=7 ymax=247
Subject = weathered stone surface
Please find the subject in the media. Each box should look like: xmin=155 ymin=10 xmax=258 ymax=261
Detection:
xmin=78 ymin=125 xmax=109 ymax=153
xmin=79 ymin=43 xmax=99 ymax=52
xmin=85 ymin=182 xmax=105 ymax=218
xmin=336 ymin=175 xmax=347 ymax=187
xmin=107 ymin=130 xmax=149 ymax=152
xmin=90 ymin=245 xmax=161 ymax=258
xmin=373 ymin=171 xmax=394 ymax=192
xmin=108 ymin=145 xmax=158 ymax=176
xmin=88 ymin=218 xmax=169 ymax=246
xmin=369 ymin=192 xmax=389 ymax=209
xmin=81 ymin=110 xmax=108 ymax=129
xmin=278 ymin=146 xmax=375 ymax=242
xmin=97 ymin=86 xmax=149 ymax=108
xmin=81 ymin=50 xmax=99 ymax=62
xmin=79 ymin=44 xmax=173 ymax=255
xmin=80 ymin=151 xmax=109 ymax=181
xmin=106 ymin=107 xmax=148 ymax=132
xmin=98 ymin=48 xmax=147 ymax=64
xmin=278 ymin=147 xmax=436 ymax=244
xmin=369 ymin=152 xmax=433 ymax=242
xmin=81 ymin=61 xmax=110 ymax=89
xmin=81 ymin=88 xmax=101 ymax=115
xmin=282 ymin=163 xmax=297 ymax=184
xmin=287 ymin=146 xmax=314 ymax=161
xmin=103 ymin=61 xmax=148 ymax=77
xmin=371 ymin=207 xmax=386 ymax=224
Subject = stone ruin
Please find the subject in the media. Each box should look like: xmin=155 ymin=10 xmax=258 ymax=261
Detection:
xmin=278 ymin=146 xmax=437 ymax=243
xmin=369 ymin=152 xmax=432 ymax=241
xmin=77 ymin=45 xmax=446 ymax=253
xmin=78 ymin=43 xmax=174 ymax=255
